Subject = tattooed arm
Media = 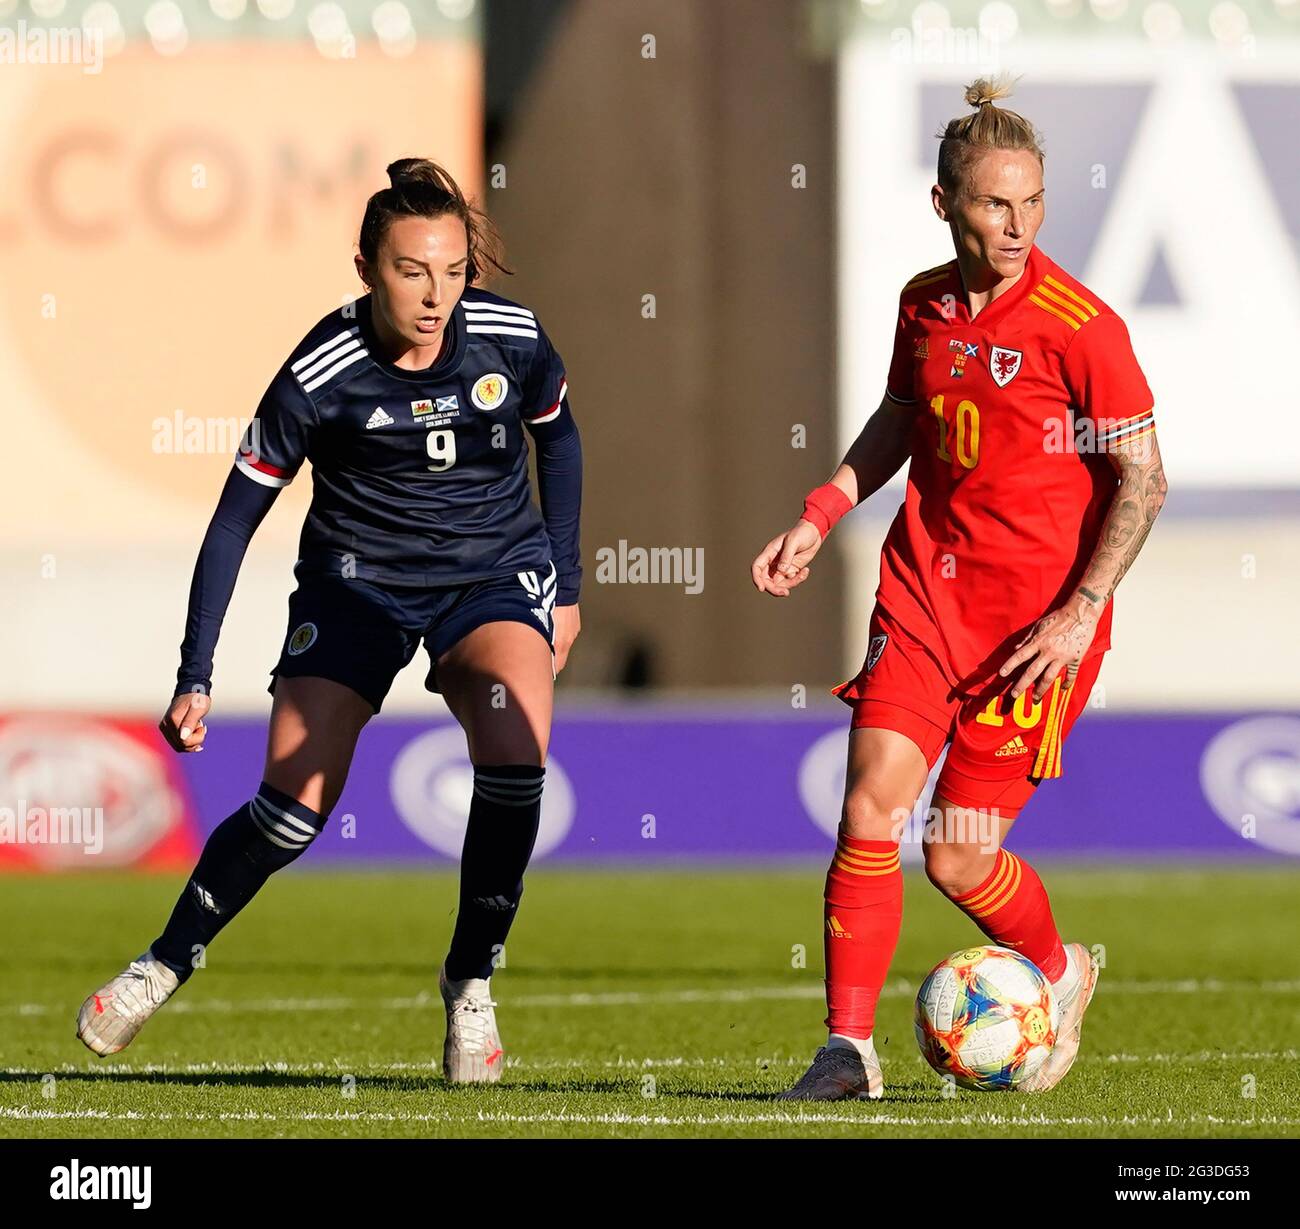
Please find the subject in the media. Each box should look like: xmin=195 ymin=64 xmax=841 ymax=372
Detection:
xmin=999 ymin=429 xmax=1168 ymax=701
xmin=1077 ymin=431 xmax=1168 ymax=608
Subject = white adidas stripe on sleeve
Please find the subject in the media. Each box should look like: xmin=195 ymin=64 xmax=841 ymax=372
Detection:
xmin=301 ymin=348 xmax=368 ymax=393
xmin=463 ymin=310 xmax=541 ymax=327
xmin=296 ymin=336 xmax=363 ymax=384
xmin=461 ymin=300 xmax=535 ymax=319
xmin=466 ymin=324 xmax=539 ymax=339
xmin=291 ymin=328 xmax=360 ymax=373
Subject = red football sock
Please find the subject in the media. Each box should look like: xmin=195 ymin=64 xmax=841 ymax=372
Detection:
xmin=948 ymin=848 xmax=1067 ymax=981
xmin=823 ymin=836 xmax=903 ymax=1039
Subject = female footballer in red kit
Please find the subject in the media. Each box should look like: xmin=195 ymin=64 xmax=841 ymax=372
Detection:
xmin=751 ymin=78 xmax=1166 ymax=1099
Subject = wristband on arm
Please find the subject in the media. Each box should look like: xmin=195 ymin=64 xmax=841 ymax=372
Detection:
xmin=800 ymin=483 xmax=855 ymax=539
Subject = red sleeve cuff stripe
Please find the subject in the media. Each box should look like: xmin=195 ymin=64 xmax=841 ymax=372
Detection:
xmin=524 ymin=379 xmax=567 ymax=425
xmin=237 ymin=449 xmax=291 ymax=478
xmin=235 ymin=454 xmax=292 ymax=488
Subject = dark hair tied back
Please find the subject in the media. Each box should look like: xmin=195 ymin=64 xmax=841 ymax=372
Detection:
xmin=358 ymin=158 xmax=510 ymax=283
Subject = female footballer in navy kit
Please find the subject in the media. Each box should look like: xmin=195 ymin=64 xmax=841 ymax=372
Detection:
xmin=77 ymin=160 xmax=583 ymax=1084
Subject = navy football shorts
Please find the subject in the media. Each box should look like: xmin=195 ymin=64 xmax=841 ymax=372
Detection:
xmin=269 ymin=562 xmax=558 ymax=713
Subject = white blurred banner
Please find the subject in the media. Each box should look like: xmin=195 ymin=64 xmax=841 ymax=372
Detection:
xmin=838 ymin=34 xmax=1300 ymax=487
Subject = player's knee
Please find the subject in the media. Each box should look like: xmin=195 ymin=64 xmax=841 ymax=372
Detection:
xmin=839 ymin=781 xmax=908 ymax=842
xmin=923 ymin=843 xmax=989 ymax=898
xmin=475 ymin=741 xmax=546 ymax=768
xmin=465 ymin=717 xmax=548 ymax=767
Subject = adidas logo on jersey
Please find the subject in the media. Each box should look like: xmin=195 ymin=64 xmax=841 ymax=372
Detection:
xmin=995 ymin=735 xmax=1031 ymax=757
xmin=365 ymin=407 xmax=394 ymax=430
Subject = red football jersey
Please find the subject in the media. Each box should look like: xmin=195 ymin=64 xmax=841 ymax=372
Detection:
xmin=853 ymin=243 xmax=1155 ymax=695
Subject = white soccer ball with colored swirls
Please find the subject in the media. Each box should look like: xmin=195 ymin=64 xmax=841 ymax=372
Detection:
xmin=914 ymin=945 xmax=1059 ymax=1090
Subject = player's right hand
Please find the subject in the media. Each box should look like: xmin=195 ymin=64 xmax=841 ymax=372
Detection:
xmin=159 ymin=691 xmax=211 ymax=753
xmin=751 ymin=519 xmax=823 ymax=597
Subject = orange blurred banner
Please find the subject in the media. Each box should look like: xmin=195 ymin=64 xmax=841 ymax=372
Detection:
xmin=0 ymin=40 xmax=483 ymax=546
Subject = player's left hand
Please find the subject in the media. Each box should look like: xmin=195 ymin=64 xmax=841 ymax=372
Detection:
xmin=553 ymin=604 xmax=580 ymax=673
xmin=998 ymin=598 xmax=1100 ymax=702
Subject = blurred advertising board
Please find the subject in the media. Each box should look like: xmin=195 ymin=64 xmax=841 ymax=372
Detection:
xmin=3 ymin=707 xmax=1296 ymax=869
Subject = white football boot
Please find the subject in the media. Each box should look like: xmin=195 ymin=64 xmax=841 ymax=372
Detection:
xmin=439 ymin=965 xmax=504 ymax=1084
xmin=76 ymin=950 xmax=181 ymax=1057
xmin=1019 ymin=941 xmax=1100 ymax=1093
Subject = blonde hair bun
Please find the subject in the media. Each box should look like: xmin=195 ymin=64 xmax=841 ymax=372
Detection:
xmin=937 ymin=75 xmax=1044 ymax=195
xmin=964 ymin=74 xmax=1016 ymax=109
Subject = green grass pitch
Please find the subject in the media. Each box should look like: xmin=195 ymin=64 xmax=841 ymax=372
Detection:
xmin=1 ymin=865 xmax=1296 ymax=1139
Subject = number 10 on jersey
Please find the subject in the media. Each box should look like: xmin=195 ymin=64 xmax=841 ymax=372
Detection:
xmin=931 ymin=394 xmax=980 ymax=470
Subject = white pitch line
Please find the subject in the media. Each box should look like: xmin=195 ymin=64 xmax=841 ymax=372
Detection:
xmin=1096 ymin=1050 xmax=1299 ymax=1064
xmin=1 ymin=1059 xmax=721 ymax=1076
xmin=5 ymin=977 xmax=1299 ymax=1019
xmin=2 ymin=1049 xmax=1295 ymax=1079
xmin=472 ymin=1111 xmax=1300 ymax=1128
xmin=1 ymin=1107 xmax=1297 ymax=1129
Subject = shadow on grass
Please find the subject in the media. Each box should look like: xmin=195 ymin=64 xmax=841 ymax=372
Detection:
xmin=1 ymin=1068 xmax=950 ymax=1106
xmin=2 ymin=1070 xmax=778 ymax=1097
xmin=648 ymin=1081 xmax=943 ymax=1105
xmin=0 ymin=1071 xmax=695 ymax=1098
xmin=0 ymin=1070 xmax=444 ymax=1092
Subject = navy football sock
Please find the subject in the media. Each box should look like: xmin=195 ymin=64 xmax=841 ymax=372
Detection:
xmin=444 ymin=765 xmax=545 ymax=982
xmin=151 ymin=782 xmax=327 ymax=982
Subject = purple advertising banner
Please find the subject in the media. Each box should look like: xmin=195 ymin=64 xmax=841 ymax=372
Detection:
xmin=176 ymin=707 xmax=1300 ymax=864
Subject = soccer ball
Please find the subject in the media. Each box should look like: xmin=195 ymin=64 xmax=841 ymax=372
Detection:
xmin=914 ymin=945 xmax=1059 ymax=1090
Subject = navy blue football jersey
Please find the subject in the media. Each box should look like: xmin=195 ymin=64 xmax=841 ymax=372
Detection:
xmin=235 ymin=290 xmax=576 ymax=592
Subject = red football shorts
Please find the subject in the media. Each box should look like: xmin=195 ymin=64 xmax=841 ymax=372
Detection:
xmin=831 ymin=604 xmax=1104 ymax=819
